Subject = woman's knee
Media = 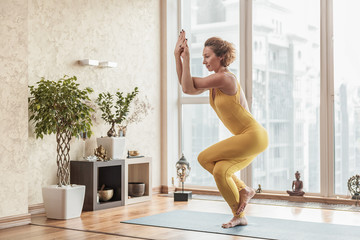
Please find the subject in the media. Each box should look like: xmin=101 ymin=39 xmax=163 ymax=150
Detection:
xmin=197 ymin=150 xmax=208 ymax=166
xmin=212 ymin=163 xmax=227 ymax=181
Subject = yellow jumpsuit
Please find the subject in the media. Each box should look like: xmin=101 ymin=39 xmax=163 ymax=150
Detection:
xmin=198 ymin=75 xmax=268 ymax=218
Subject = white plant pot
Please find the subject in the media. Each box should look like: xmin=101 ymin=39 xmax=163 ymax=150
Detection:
xmin=42 ymin=185 xmax=85 ymax=219
xmin=97 ymin=137 xmax=126 ymax=160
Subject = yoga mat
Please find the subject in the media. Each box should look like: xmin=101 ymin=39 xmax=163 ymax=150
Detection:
xmin=122 ymin=210 xmax=360 ymax=240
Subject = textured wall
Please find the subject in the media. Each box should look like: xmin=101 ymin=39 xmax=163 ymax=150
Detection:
xmin=0 ymin=0 xmax=29 ymax=217
xmin=0 ymin=0 xmax=160 ymax=217
xmin=27 ymin=0 xmax=161 ymax=205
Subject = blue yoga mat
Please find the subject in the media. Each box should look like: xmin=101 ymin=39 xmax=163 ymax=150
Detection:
xmin=122 ymin=210 xmax=360 ymax=240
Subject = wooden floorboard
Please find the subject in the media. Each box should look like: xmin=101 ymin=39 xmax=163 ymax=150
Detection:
xmin=1 ymin=195 xmax=360 ymax=240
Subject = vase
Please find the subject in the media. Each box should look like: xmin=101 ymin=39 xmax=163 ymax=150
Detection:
xmin=42 ymin=185 xmax=85 ymax=219
xmin=96 ymin=136 xmax=126 ymax=160
xmin=107 ymin=123 xmax=117 ymax=137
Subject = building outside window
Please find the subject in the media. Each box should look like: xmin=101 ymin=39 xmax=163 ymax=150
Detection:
xmin=333 ymin=0 xmax=360 ymax=195
xmin=251 ymin=0 xmax=320 ymax=193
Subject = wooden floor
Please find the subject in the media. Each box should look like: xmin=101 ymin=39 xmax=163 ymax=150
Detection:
xmin=1 ymin=195 xmax=360 ymax=240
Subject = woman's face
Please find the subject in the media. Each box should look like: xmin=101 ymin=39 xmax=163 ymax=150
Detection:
xmin=203 ymin=46 xmax=223 ymax=72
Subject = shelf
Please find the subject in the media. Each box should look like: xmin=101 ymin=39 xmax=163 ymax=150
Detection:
xmin=124 ymin=157 xmax=152 ymax=205
xmin=70 ymin=160 xmax=125 ymax=211
xmin=78 ymin=59 xmax=99 ymax=66
xmin=99 ymin=61 xmax=117 ymax=68
xmin=127 ymin=195 xmax=152 ymax=205
xmin=70 ymin=157 xmax=152 ymax=211
xmin=95 ymin=200 xmax=123 ymax=210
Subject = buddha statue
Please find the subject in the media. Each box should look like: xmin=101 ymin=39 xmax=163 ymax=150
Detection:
xmin=287 ymin=171 xmax=305 ymax=196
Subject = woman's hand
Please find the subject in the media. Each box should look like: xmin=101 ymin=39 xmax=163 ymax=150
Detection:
xmin=174 ymin=30 xmax=186 ymax=57
xmin=180 ymin=38 xmax=190 ymax=60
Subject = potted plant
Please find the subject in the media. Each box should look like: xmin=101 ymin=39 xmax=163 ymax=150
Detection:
xmin=28 ymin=75 xmax=94 ymax=219
xmin=95 ymin=87 xmax=138 ymax=159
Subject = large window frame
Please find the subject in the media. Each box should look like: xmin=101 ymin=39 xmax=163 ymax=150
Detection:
xmin=162 ymin=0 xmax=338 ymax=197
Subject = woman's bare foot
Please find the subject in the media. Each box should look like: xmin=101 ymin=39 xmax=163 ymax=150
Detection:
xmin=236 ymin=186 xmax=255 ymax=215
xmin=222 ymin=216 xmax=248 ymax=228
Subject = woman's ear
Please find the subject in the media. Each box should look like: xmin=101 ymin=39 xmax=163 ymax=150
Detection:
xmin=219 ymin=55 xmax=224 ymax=64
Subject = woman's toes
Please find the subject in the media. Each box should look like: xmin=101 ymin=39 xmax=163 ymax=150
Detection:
xmin=222 ymin=222 xmax=232 ymax=228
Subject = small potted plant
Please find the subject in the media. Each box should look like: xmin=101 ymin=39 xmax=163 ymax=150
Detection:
xmin=96 ymin=87 xmax=138 ymax=159
xmin=28 ymin=75 xmax=94 ymax=219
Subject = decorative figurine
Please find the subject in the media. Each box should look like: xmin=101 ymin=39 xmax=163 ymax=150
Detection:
xmin=256 ymin=184 xmax=262 ymax=193
xmin=94 ymin=145 xmax=110 ymax=161
xmin=118 ymin=125 xmax=127 ymax=137
xmin=348 ymin=174 xmax=360 ymax=200
xmin=287 ymin=171 xmax=305 ymax=196
xmin=174 ymin=153 xmax=192 ymax=201
xmin=127 ymin=150 xmax=144 ymax=158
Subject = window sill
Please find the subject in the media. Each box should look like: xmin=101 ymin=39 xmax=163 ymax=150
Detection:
xmin=175 ymin=187 xmax=358 ymax=206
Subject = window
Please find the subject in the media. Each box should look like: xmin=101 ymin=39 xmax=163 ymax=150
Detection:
xmin=182 ymin=104 xmax=229 ymax=186
xmin=169 ymin=0 xmax=351 ymax=197
xmin=333 ymin=0 xmax=360 ymax=195
xmin=180 ymin=0 xmax=239 ymax=186
xmin=252 ymin=0 xmax=320 ymax=193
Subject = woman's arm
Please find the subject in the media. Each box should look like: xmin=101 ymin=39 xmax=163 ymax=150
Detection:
xmin=182 ymin=62 xmax=234 ymax=95
xmin=181 ymin=51 xmax=208 ymax=95
xmin=180 ymin=39 xmax=213 ymax=95
xmin=192 ymin=74 xmax=231 ymax=90
xmin=175 ymin=56 xmax=183 ymax=85
xmin=179 ymin=34 xmax=235 ymax=95
xmin=174 ymin=30 xmax=186 ymax=85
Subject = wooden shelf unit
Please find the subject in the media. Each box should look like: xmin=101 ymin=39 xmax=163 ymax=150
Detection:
xmin=70 ymin=160 xmax=125 ymax=211
xmin=124 ymin=157 xmax=152 ymax=205
xmin=70 ymin=157 xmax=152 ymax=211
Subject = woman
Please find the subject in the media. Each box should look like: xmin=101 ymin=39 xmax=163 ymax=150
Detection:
xmin=174 ymin=30 xmax=268 ymax=228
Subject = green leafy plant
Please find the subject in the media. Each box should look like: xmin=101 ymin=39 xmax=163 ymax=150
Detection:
xmin=28 ymin=75 xmax=94 ymax=186
xmin=96 ymin=87 xmax=139 ymax=137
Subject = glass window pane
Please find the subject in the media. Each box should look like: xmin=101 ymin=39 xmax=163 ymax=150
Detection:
xmin=180 ymin=0 xmax=239 ymax=187
xmin=333 ymin=0 xmax=360 ymax=195
xmin=252 ymin=0 xmax=321 ymax=193
xmin=181 ymin=0 xmax=240 ymax=97
xmin=182 ymin=104 xmax=232 ymax=186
